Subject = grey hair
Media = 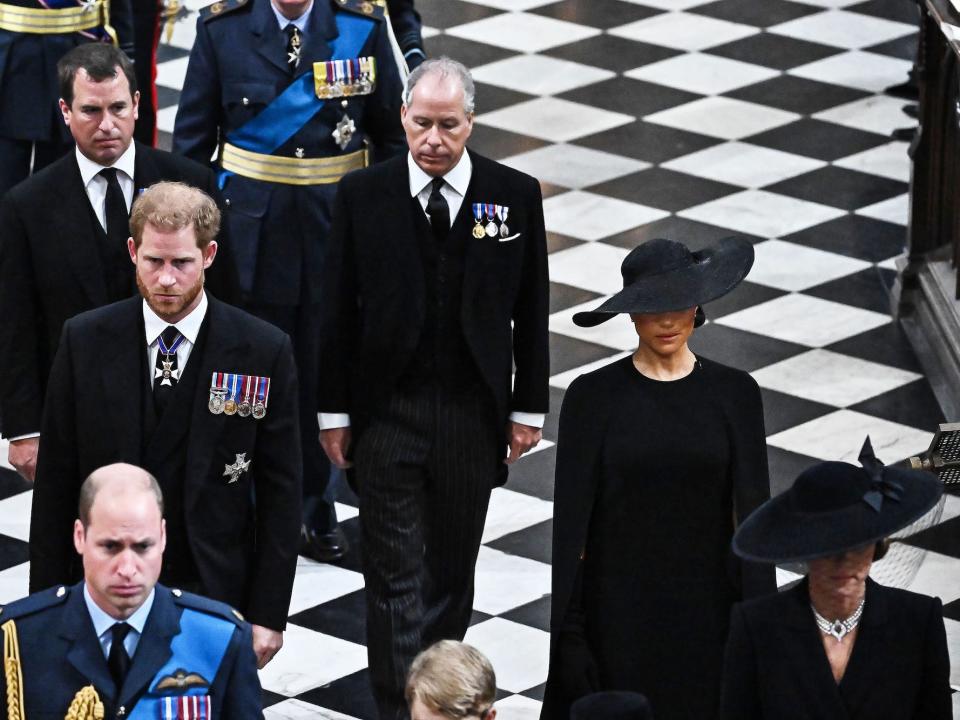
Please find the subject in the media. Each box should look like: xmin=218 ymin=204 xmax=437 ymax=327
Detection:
xmin=403 ymin=56 xmax=476 ymax=115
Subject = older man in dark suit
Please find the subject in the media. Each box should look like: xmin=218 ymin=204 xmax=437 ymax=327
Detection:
xmin=0 ymin=42 xmax=238 ymax=482
xmin=29 ymin=181 xmax=301 ymax=669
xmin=318 ymin=56 xmax=550 ymax=719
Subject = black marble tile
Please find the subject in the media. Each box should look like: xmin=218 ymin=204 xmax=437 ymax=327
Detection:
xmin=866 ymin=33 xmax=919 ymax=61
xmin=521 ymin=683 xmax=548 ymax=701
xmin=688 ymin=323 xmax=807 ymax=372
xmin=782 ymin=214 xmax=906 ymax=263
xmin=851 ymin=379 xmax=945 ymax=431
xmin=550 ymin=333 xmax=622 ymax=376
xmin=545 ymin=35 xmax=683 ymax=73
xmin=532 ymin=0 xmax=663 ymax=28
xmin=542 ymin=386 xmax=566 ymax=441
xmin=547 ymin=232 xmax=584 ymax=254
xmin=745 ymin=119 xmax=889 ymax=162
xmin=0 ymin=471 xmax=30 ymax=501
xmin=504 ymin=445 xmax=556 ymax=502
xmin=601 ymin=215 xmax=764 ymax=251
xmin=474 ymin=82 xmax=538 ymax=114
xmin=0 ymin=534 xmax=28 ymax=572
xmin=586 ymin=167 xmax=740 ymax=213
xmin=726 ymin=75 xmax=870 ymax=115
xmin=764 ymin=166 xmax=907 ymax=211
xmin=155 ymin=84 xmax=181 ymax=110
xmin=550 ymin=281 xmax=602 ymax=315
xmin=559 ymin=77 xmax=702 ymax=119
xmin=847 ymin=0 xmax=921 ymax=24
xmin=488 ymin=520 xmax=553 ymax=565
xmin=417 ymin=0 xmax=504 ymax=28
xmin=289 ymin=589 xmax=367 ymax=645
xmin=766 ymin=446 xmax=818 ymax=497
xmin=499 ymin=595 xmax=552 ymax=633
xmin=156 ymin=44 xmax=190 ymax=64
xmin=707 ymin=33 xmax=842 ymax=71
xmin=157 ymin=130 xmax=173 ymax=152
xmin=425 ymin=34 xmax=517 ymax=69
xmin=262 ymin=689 xmax=288 ymax=708
xmin=691 ymin=0 xmax=821 ymax=27
xmin=760 ymin=388 xmax=836 ymax=437
xmin=900 ymin=515 xmax=960 ymax=559
xmin=470 ymin=608 xmax=495 ymax=626
xmin=804 ymin=266 xmax=895 ymax=314
xmin=540 ymin=181 xmax=569 ymax=199
xmin=826 ymin=322 xmax=923 ymax=374
xmin=298 ymin=669 xmax=379 ymax=720
xmin=943 ymin=595 xmax=960 ymax=622
xmin=574 ymin=120 xmax=721 ymax=164
xmin=468 ymin=124 xmax=551 ymax=160
xmin=703 ymin=281 xmax=788 ymax=320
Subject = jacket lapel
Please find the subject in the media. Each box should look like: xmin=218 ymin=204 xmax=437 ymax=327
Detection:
xmin=118 ymin=587 xmax=178 ymax=707
xmin=99 ymin=299 xmax=145 ymax=461
xmin=253 ymin=0 xmax=293 ymax=75
xmin=299 ymin=0 xmax=335 ymax=70
xmin=61 ymin=584 xmax=117 ymax=701
xmin=58 ymin=154 xmax=109 ymax=306
xmin=838 ymin=578 xmax=888 ymax=713
xmin=132 ymin=142 xmax=160 ymax=195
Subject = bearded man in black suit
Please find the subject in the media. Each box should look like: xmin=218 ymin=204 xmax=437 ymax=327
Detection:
xmin=318 ymin=56 xmax=550 ymax=720
xmin=0 ymin=42 xmax=237 ymax=482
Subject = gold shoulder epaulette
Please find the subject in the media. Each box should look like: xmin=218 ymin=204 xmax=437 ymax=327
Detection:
xmin=332 ymin=0 xmax=386 ymax=21
xmin=200 ymin=0 xmax=250 ymax=22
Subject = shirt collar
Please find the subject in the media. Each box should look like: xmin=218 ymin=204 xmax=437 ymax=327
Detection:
xmin=76 ymin=141 xmax=137 ymax=189
xmin=271 ymin=0 xmax=312 ymax=31
xmin=83 ymin=583 xmax=155 ymax=639
xmin=142 ymin=291 xmax=208 ymax=347
xmin=407 ymin=150 xmax=472 ymax=198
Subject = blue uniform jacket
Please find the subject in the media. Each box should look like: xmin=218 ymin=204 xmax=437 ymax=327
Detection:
xmin=0 ymin=582 xmax=263 ymax=718
xmin=172 ymin=0 xmax=406 ymax=304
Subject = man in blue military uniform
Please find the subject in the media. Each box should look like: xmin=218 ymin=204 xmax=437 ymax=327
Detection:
xmin=0 ymin=0 xmax=134 ymax=195
xmin=2 ymin=463 xmax=262 ymax=717
xmin=173 ymin=0 xmax=406 ymax=562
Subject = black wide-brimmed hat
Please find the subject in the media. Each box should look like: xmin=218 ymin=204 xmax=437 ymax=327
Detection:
xmin=572 ymin=236 xmax=754 ymax=328
xmin=733 ymin=438 xmax=943 ymax=564
xmin=571 ymin=692 xmax=654 ymax=720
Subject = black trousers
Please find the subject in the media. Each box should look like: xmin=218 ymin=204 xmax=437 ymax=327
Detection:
xmin=355 ymin=385 xmax=500 ymax=720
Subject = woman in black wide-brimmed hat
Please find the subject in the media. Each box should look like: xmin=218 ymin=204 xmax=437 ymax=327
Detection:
xmin=541 ymin=238 xmax=777 ymax=720
xmin=719 ymin=439 xmax=951 ymax=719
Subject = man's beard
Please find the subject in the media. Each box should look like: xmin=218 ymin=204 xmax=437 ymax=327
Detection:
xmin=136 ymin=270 xmax=204 ymax=322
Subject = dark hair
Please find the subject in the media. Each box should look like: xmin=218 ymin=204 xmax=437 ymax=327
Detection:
xmin=58 ymin=43 xmax=137 ymax=107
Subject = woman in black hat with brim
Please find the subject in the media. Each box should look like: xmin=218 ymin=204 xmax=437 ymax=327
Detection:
xmin=541 ymin=238 xmax=776 ymax=720
xmin=719 ymin=438 xmax=950 ymax=719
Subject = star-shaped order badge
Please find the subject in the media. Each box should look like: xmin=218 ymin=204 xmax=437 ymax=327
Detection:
xmin=155 ymin=358 xmax=180 ymax=387
xmin=223 ymin=453 xmax=251 ymax=483
xmin=333 ymin=113 xmax=356 ymax=150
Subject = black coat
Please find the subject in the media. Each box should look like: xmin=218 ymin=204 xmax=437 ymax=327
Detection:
xmin=29 ymin=295 xmax=302 ymax=631
xmin=0 ymin=142 xmax=239 ymax=438
xmin=719 ymin=578 xmax=952 ymax=719
xmin=542 ymin=356 xmax=776 ymax=720
xmin=317 ymin=149 xmax=550 ymax=439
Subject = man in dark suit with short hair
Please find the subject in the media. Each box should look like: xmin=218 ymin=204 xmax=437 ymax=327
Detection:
xmin=29 ymin=181 xmax=301 ymax=669
xmin=0 ymin=42 xmax=238 ymax=482
xmin=318 ymin=56 xmax=550 ymax=719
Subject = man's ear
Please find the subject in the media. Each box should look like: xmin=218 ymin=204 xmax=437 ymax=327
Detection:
xmin=202 ymin=241 xmax=218 ymax=269
xmin=127 ymin=237 xmax=137 ymax=264
xmin=73 ymin=519 xmax=85 ymax=556
xmin=59 ymin=98 xmax=72 ymax=128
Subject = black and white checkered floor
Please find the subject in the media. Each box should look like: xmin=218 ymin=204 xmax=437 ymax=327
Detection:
xmin=2 ymin=0 xmax=960 ymax=715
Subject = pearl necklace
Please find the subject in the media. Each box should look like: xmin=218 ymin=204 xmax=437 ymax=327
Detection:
xmin=811 ymin=597 xmax=865 ymax=643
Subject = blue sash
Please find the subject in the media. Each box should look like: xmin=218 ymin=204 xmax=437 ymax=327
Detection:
xmin=128 ymin=609 xmax=235 ymax=719
xmin=218 ymin=10 xmax=376 ymax=187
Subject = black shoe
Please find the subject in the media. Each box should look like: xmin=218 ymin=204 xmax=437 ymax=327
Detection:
xmin=902 ymin=103 xmax=919 ymax=119
xmin=891 ymin=126 xmax=917 ymax=142
xmin=885 ymin=80 xmax=919 ymax=100
xmin=300 ymin=525 xmax=349 ymax=563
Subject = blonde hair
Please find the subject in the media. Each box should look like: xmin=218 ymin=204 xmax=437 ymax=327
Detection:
xmin=129 ymin=181 xmax=220 ymax=249
xmin=405 ymin=641 xmax=495 ymax=719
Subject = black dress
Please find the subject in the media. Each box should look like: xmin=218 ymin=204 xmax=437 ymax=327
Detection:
xmin=541 ymin=356 xmax=776 ymax=720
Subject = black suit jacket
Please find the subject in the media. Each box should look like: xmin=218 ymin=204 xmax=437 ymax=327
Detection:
xmin=318 ymin=150 xmax=550 ymax=433
xmin=719 ymin=578 xmax=952 ymax=719
xmin=29 ymin=295 xmax=302 ymax=631
xmin=0 ymin=142 xmax=239 ymax=438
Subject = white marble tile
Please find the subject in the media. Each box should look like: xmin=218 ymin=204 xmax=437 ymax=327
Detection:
xmin=776 ymin=566 xmax=804 ymax=588
xmin=286 ymin=560 xmax=365 ymax=615
xmin=877 ymin=253 xmax=906 ymax=271
xmin=265 ymin=700 xmax=360 ymax=720
xmin=619 ymin=0 xmax=712 ymax=8
xmin=0 ymin=438 xmax=9 ymax=471
xmin=940 ymin=494 xmax=960 ymax=524
xmin=0 ymin=562 xmax=29 ymax=604
xmin=446 ymin=13 xmax=600 ymax=53
xmin=907 ymin=551 xmax=960 ymax=605
xmin=464 ymin=617 xmax=551 ymax=693
xmin=543 ymin=191 xmax=668 ymax=241
xmin=626 ymin=52 xmax=778 ymax=95
xmin=678 ymin=190 xmax=845 ymax=238
xmin=550 ymin=301 xmax=639 ymax=351
xmin=155 ymin=56 xmax=191 ymax=93
xmin=482 ymin=487 xmax=554 ymax=544
xmin=496 ymin=694 xmax=544 ymax=720
xmin=716 ymin=294 xmax=891 ymax=347
xmin=548 ymin=242 xmax=631 ymax=294
xmin=165 ymin=15 xmax=198 ymax=51
xmin=466 ymin=0 xmax=557 ymax=9
xmin=834 ymin=141 xmax=911 ymax=183
xmin=609 ymin=12 xmax=758 ymax=51
xmin=751 ymin=349 xmax=921 ymax=406
xmin=0 ymin=490 xmax=31 ymax=542
xmin=156 ymin=105 xmax=179 ymax=135
xmin=550 ymin=351 xmax=633 ymax=389
xmin=662 ymin=142 xmax=826 ymax=189
xmin=947 ymin=618 xmax=960 ymax=689
xmin=476 ymin=97 xmax=634 ymax=143
xmin=856 ymin=193 xmax=909 ymax=226
xmin=646 ymin=97 xmax=799 ymax=140
xmin=783 ymin=0 xmax=862 ymax=6
xmin=259 ymin=624 xmax=368 ymax=697
xmin=814 ymin=95 xmax=913 ymax=136
xmin=421 ymin=26 xmax=441 ymax=40
xmin=749 ymin=239 xmax=872 ymax=291
xmin=789 ymin=51 xmax=913 ymax=92
xmin=473 ymin=546 xmax=551 ymax=616
xmin=502 ymin=144 xmax=649 ymax=190
xmin=335 ymin=501 xmax=359 ymax=523
xmin=769 ymin=10 xmax=916 ymax=50
xmin=472 ymin=55 xmax=615 ymax=96
xmin=766 ymin=409 xmax=932 ymax=463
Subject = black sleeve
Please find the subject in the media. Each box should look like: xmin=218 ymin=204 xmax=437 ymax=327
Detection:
xmin=110 ymin=0 xmax=135 ymax=59
xmin=387 ymin=0 xmax=425 ymax=67
xmin=914 ymin=597 xmax=952 ymax=719
xmin=718 ymin=603 xmax=762 ymax=720
xmin=173 ymin=18 xmax=222 ymax=167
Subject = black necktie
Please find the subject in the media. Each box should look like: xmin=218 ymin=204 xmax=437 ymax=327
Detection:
xmin=107 ymin=622 xmax=131 ymax=689
xmin=153 ymin=325 xmax=183 ymax=414
xmin=284 ymin=24 xmax=301 ymax=72
xmin=427 ymin=177 xmax=449 ymax=243
xmin=99 ymin=167 xmax=129 ymax=246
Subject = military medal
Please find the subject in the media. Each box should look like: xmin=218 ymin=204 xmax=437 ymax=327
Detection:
xmin=498 ymin=205 xmax=510 ymax=237
xmin=223 ymin=453 xmax=251 ymax=484
xmin=252 ymin=376 xmax=270 ymax=420
xmin=208 ymin=372 xmax=227 ymax=414
xmin=472 ymin=203 xmax=485 ymax=239
xmin=484 ymin=204 xmax=498 ymax=238
xmin=333 ymin=106 xmax=356 ymax=150
xmin=223 ymin=374 xmax=239 ymax=415
xmin=287 ymin=26 xmax=302 ymax=69
xmin=238 ymin=375 xmax=253 ymax=417
xmin=154 ymin=331 xmax=184 ymax=387
xmin=359 ymin=56 xmax=377 ymax=94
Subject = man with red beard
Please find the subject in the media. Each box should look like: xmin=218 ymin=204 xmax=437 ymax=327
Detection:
xmin=29 ymin=181 xmax=302 ymax=670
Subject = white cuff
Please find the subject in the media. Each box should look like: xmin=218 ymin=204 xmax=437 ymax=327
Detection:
xmin=6 ymin=432 xmax=40 ymax=442
xmin=509 ymin=412 xmax=545 ymax=429
xmin=318 ymin=413 xmax=351 ymax=430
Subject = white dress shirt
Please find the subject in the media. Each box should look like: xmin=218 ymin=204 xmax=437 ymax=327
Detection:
xmin=143 ymin=292 xmax=208 ymax=387
xmin=84 ymin=583 xmax=154 ymax=660
xmin=319 ymin=152 xmax=544 ymax=430
xmin=76 ymin=143 xmax=137 ymax=231
xmin=270 ymin=0 xmax=312 ymax=31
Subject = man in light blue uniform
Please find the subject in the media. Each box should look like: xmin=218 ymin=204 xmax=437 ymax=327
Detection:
xmin=1 ymin=463 xmax=262 ymax=718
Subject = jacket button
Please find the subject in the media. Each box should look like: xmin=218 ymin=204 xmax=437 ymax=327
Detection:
xmin=242 ymin=97 xmax=250 ymax=106
xmin=225 ymin=198 xmax=231 ymax=207
xmin=117 ymin=707 xmax=126 ymax=717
